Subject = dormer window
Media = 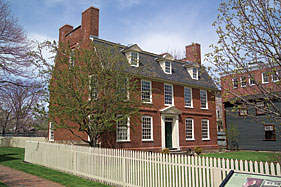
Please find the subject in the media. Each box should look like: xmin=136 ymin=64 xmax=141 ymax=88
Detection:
xmin=130 ymin=52 xmax=139 ymax=67
xmin=192 ymin=68 xmax=198 ymax=80
xmin=165 ymin=61 xmax=172 ymax=74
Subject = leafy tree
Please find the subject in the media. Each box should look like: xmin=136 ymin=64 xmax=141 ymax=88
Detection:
xmin=206 ymin=0 xmax=281 ymax=123
xmin=49 ymin=42 xmax=143 ymax=147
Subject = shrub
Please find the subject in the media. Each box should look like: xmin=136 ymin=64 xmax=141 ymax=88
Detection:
xmin=194 ymin=146 xmax=202 ymax=155
xmin=161 ymin=148 xmax=169 ymax=154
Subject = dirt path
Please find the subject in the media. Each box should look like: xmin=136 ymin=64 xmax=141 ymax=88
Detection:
xmin=0 ymin=165 xmax=65 ymax=187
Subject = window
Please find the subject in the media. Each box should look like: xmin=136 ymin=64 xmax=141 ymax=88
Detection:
xmin=69 ymin=48 xmax=75 ymax=67
xmin=264 ymin=125 xmax=276 ymax=141
xmin=142 ymin=116 xmax=153 ymax=141
xmin=262 ymin=72 xmax=269 ymax=84
xmin=272 ymin=70 xmax=279 ymax=82
xmin=241 ymin=76 xmax=247 ymax=87
xmin=116 ymin=118 xmax=130 ymax=141
xmin=239 ymin=105 xmax=248 ymax=116
xmin=165 ymin=61 xmax=172 ymax=74
xmin=141 ymin=80 xmax=152 ymax=103
xmin=249 ymin=76 xmax=255 ymax=86
xmin=202 ymin=119 xmax=210 ymax=140
xmin=186 ymin=118 xmax=194 ymax=140
xmin=233 ymin=78 xmax=238 ymax=88
xmin=184 ymin=87 xmax=193 ymax=107
xmin=89 ymin=75 xmax=98 ymax=100
xmin=256 ymin=101 xmax=265 ymax=115
xmin=200 ymin=90 xmax=208 ymax=109
xmin=192 ymin=68 xmax=198 ymax=80
xmin=49 ymin=122 xmax=54 ymax=141
xmin=164 ymin=84 xmax=173 ymax=105
xmin=130 ymin=52 xmax=139 ymax=67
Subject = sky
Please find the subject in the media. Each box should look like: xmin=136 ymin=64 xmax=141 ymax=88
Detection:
xmin=6 ymin=0 xmax=221 ymax=65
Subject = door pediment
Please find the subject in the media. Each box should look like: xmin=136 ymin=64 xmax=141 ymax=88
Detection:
xmin=160 ymin=106 xmax=182 ymax=115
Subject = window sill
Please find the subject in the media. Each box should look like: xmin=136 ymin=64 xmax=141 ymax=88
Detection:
xmin=165 ymin=104 xmax=173 ymax=107
xmin=202 ymin=138 xmax=210 ymax=141
xmin=262 ymin=82 xmax=269 ymax=84
xmin=142 ymin=101 xmax=153 ymax=104
xmin=263 ymin=139 xmax=276 ymax=141
xmin=186 ymin=139 xmax=195 ymax=141
xmin=49 ymin=139 xmax=54 ymax=142
xmin=142 ymin=139 xmax=154 ymax=142
xmin=116 ymin=140 xmax=131 ymax=143
xmin=201 ymin=108 xmax=209 ymax=110
xmin=241 ymin=86 xmax=247 ymax=88
xmin=185 ymin=106 xmax=194 ymax=109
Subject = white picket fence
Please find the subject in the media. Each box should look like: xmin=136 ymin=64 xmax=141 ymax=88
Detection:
xmin=24 ymin=141 xmax=281 ymax=187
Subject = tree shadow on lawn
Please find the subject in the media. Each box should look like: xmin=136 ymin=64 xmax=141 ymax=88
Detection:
xmin=0 ymin=154 xmax=18 ymax=163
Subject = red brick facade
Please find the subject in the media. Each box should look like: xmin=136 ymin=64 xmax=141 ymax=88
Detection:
xmin=49 ymin=7 xmax=218 ymax=152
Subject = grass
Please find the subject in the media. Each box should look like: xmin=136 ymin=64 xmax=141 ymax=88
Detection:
xmin=201 ymin=150 xmax=281 ymax=163
xmin=0 ymin=147 xmax=111 ymax=187
xmin=0 ymin=182 xmax=9 ymax=187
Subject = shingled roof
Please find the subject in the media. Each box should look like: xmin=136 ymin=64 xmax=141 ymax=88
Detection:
xmin=93 ymin=37 xmax=217 ymax=91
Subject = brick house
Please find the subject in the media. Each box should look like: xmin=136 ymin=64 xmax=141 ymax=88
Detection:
xmin=49 ymin=7 xmax=218 ymax=152
xmin=221 ymin=63 xmax=281 ymax=151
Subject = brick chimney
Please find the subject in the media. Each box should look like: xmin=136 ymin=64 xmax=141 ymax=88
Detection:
xmin=185 ymin=43 xmax=201 ymax=65
xmin=82 ymin=6 xmax=99 ymax=38
xmin=59 ymin=24 xmax=73 ymax=43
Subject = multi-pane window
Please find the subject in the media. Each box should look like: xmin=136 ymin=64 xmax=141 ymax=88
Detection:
xmin=116 ymin=118 xmax=129 ymax=141
xmin=165 ymin=61 xmax=171 ymax=74
xmin=142 ymin=116 xmax=153 ymax=141
xmin=202 ymin=119 xmax=210 ymax=140
xmin=164 ymin=84 xmax=173 ymax=105
xmin=272 ymin=70 xmax=280 ymax=82
xmin=256 ymin=101 xmax=265 ymax=115
xmin=69 ymin=48 xmax=75 ymax=67
xmin=89 ymin=75 xmax=98 ymax=100
xmin=262 ymin=72 xmax=269 ymax=84
xmin=233 ymin=77 xmax=238 ymax=88
xmin=192 ymin=68 xmax=198 ymax=80
xmin=200 ymin=90 xmax=208 ymax=109
xmin=239 ymin=104 xmax=248 ymax=116
xmin=141 ymin=80 xmax=152 ymax=103
xmin=264 ymin=125 xmax=276 ymax=141
xmin=184 ymin=87 xmax=193 ymax=107
xmin=249 ymin=76 xmax=255 ymax=86
xmin=49 ymin=122 xmax=54 ymax=141
xmin=241 ymin=77 xmax=247 ymax=87
xmin=186 ymin=118 xmax=194 ymax=140
xmin=131 ymin=52 xmax=139 ymax=67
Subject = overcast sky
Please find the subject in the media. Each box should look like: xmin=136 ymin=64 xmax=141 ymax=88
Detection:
xmin=7 ymin=0 xmax=220 ymax=64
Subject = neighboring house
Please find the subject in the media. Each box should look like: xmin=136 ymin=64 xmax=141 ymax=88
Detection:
xmin=49 ymin=7 xmax=218 ymax=152
xmin=221 ymin=63 xmax=281 ymax=151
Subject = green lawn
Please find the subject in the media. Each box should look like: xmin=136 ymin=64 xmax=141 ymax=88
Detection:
xmin=0 ymin=147 xmax=111 ymax=187
xmin=0 ymin=182 xmax=9 ymax=187
xmin=202 ymin=151 xmax=281 ymax=163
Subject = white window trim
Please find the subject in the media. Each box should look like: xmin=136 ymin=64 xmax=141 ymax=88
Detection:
xmin=200 ymin=90 xmax=208 ymax=109
xmin=249 ymin=76 xmax=255 ymax=86
xmin=262 ymin=72 xmax=269 ymax=84
xmin=48 ymin=122 xmax=54 ymax=142
xmin=192 ymin=68 xmax=198 ymax=80
xmin=141 ymin=79 xmax=152 ymax=103
xmin=240 ymin=77 xmax=247 ymax=87
xmin=184 ymin=87 xmax=193 ymax=108
xmin=272 ymin=72 xmax=279 ymax=82
xmin=233 ymin=78 xmax=238 ymax=88
xmin=142 ymin=115 xmax=153 ymax=141
xmin=202 ymin=119 xmax=210 ymax=141
xmin=129 ymin=51 xmax=139 ymax=67
xmin=116 ymin=117 xmax=130 ymax=142
xmin=164 ymin=61 xmax=172 ymax=74
xmin=186 ymin=118 xmax=195 ymax=141
xmin=164 ymin=83 xmax=174 ymax=106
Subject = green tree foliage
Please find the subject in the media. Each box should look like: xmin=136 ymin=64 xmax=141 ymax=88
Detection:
xmin=49 ymin=43 xmax=143 ymax=147
xmin=206 ymin=0 xmax=281 ymax=123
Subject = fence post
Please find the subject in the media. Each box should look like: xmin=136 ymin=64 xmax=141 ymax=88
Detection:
xmin=122 ymin=150 xmax=126 ymax=186
xmin=213 ymin=158 xmax=221 ymax=187
xmin=72 ymin=145 xmax=77 ymax=175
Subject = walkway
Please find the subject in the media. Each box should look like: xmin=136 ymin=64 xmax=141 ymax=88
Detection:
xmin=0 ymin=165 xmax=64 ymax=187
